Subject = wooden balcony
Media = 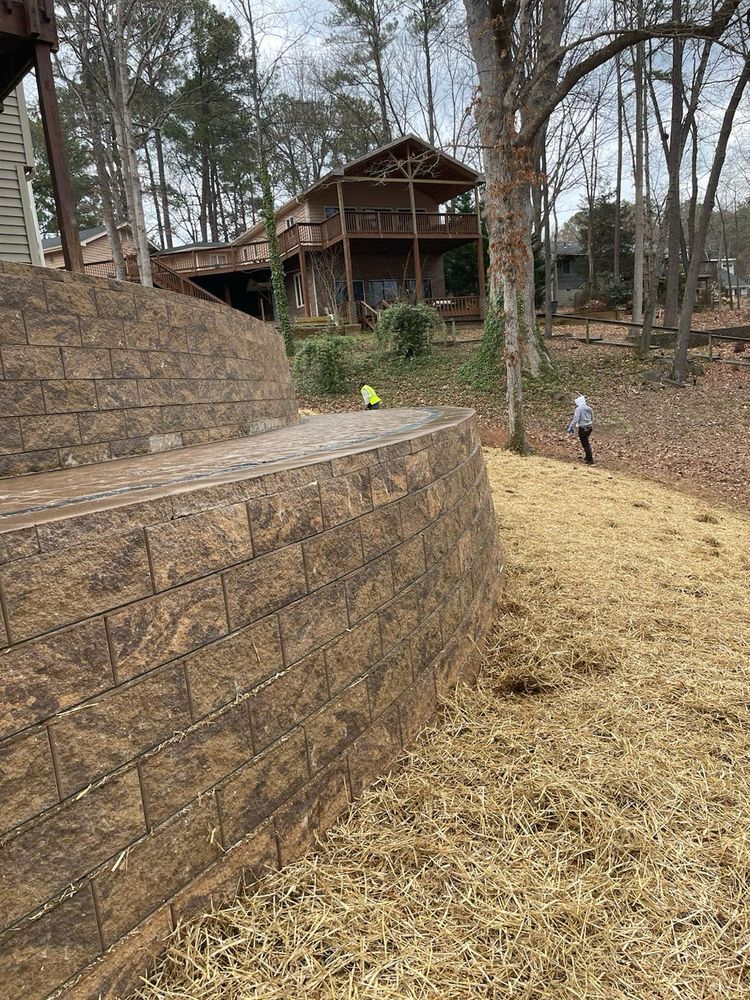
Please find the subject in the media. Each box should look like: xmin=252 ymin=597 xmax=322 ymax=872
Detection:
xmin=157 ymin=211 xmax=480 ymax=277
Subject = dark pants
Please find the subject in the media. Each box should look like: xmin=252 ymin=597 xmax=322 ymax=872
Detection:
xmin=367 ymin=402 xmax=380 ymax=409
xmin=578 ymin=426 xmax=594 ymax=464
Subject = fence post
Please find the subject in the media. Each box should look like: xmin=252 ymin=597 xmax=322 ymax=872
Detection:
xmin=452 ymin=319 xmax=457 ymax=345
xmin=708 ymin=334 xmax=713 ymax=361
xmin=585 ymin=318 xmax=590 ymax=344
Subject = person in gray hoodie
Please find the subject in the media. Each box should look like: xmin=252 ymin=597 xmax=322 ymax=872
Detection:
xmin=567 ymin=394 xmax=594 ymax=464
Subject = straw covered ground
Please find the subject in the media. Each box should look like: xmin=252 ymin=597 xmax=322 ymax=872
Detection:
xmin=134 ymin=452 xmax=750 ymax=1000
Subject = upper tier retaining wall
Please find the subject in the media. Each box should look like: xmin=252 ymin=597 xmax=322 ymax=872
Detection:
xmin=0 ymin=408 xmax=502 ymax=1000
xmin=0 ymin=262 xmax=297 ymax=478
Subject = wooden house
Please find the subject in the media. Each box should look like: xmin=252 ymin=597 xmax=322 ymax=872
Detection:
xmin=156 ymin=135 xmax=486 ymax=324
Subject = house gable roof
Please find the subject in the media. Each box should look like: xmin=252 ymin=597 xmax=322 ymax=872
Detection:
xmin=234 ymin=135 xmax=482 ymax=245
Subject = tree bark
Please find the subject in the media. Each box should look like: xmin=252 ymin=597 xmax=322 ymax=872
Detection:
xmin=632 ymin=35 xmax=645 ymax=325
xmin=672 ymin=57 xmax=750 ymax=382
xmin=663 ymin=0 xmax=684 ymax=327
xmin=154 ymin=126 xmax=173 ymax=249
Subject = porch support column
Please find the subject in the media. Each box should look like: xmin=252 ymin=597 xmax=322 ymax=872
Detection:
xmin=35 ymin=43 xmax=84 ymax=273
xmin=408 ymin=175 xmax=423 ymax=301
xmin=299 ymin=247 xmax=311 ymax=317
xmin=223 ymin=278 xmax=232 ymax=305
xmin=475 ymin=184 xmax=486 ymax=319
xmin=337 ymin=181 xmax=355 ymax=322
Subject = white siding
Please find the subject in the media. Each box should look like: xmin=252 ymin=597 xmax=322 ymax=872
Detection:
xmin=0 ymin=88 xmax=43 ymax=265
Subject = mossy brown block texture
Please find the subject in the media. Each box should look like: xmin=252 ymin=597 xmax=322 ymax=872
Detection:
xmin=0 ymin=406 xmax=502 ymax=1000
xmin=0 ymin=263 xmax=296 ymax=477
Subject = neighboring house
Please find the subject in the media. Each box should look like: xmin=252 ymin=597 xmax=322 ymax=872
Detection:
xmin=42 ymin=222 xmax=147 ymax=275
xmin=0 ymin=86 xmax=43 ymax=265
xmin=554 ymin=242 xmax=587 ymax=307
xmin=698 ymin=257 xmax=750 ymax=301
xmin=156 ymin=135 xmax=485 ymax=323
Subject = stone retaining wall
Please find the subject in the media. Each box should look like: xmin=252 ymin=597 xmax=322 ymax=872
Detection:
xmin=0 ymin=411 xmax=502 ymax=1000
xmin=0 ymin=262 xmax=297 ymax=478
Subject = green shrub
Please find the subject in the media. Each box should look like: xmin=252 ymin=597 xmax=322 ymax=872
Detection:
xmin=459 ymin=309 xmax=505 ymax=389
xmin=292 ymin=336 xmax=353 ymax=394
xmin=374 ymin=301 xmax=444 ymax=358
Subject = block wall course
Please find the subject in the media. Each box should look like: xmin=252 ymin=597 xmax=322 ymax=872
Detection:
xmin=0 ymin=409 xmax=503 ymax=1000
xmin=0 ymin=265 xmax=297 ymax=477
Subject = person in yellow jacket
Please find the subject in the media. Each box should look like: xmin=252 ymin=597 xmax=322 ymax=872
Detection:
xmin=360 ymin=384 xmax=382 ymax=410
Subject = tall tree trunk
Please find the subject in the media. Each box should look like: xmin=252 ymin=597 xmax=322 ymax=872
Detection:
xmin=672 ymin=57 xmax=750 ymax=382
xmin=632 ymin=36 xmax=645 ymax=325
xmin=541 ymin=145 xmax=553 ymax=339
xmin=663 ymin=0 xmax=684 ymax=327
xmin=422 ymin=21 xmax=436 ymax=145
xmin=154 ymin=126 xmax=173 ymax=249
xmin=144 ymin=135 xmax=165 ymax=248
xmin=613 ymin=50 xmax=623 ymax=281
xmin=718 ymin=201 xmax=733 ymax=309
xmin=199 ymin=144 xmax=210 ymax=243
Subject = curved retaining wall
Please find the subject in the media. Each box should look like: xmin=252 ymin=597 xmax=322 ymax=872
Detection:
xmin=0 ymin=408 xmax=502 ymax=1000
xmin=0 ymin=261 xmax=297 ymax=478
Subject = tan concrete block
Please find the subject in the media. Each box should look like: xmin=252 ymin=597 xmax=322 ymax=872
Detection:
xmin=359 ymin=503 xmax=403 ymax=562
xmin=320 ymin=468 xmax=372 ymax=528
xmin=248 ymin=482 xmax=323 ymax=555
xmin=378 ymin=583 xmax=423 ymax=653
xmin=0 ymin=525 xmax=39 ymax=564
xmin=24 ymin=310 xmax=82 ymax=347
xmin=45 ymin=278 xmax=98 ymax=316
xmin=304 ymin=680 xmax=369 ymax=774
xmin=424 ymin=507 xmax=463 ymax=566
xmin=0 ymin=448 xmax=59 ymax=477
xmin=347 ymin=704 xmax=401 ymax=798
xmin=36 ymin=498 xmax=172 ymax=553
xmin=78 ymin=407 xmax=128 ymax=443
xmin=185 ymin=615 xmax=283 ymax=719
xmin=0 ymin=306 xmax=26 ymax=345
xmin=398 ymin=483 xmax=442 ymax=537
xmin=250 ymin=649 xmax=328 ymax=751
xmin=398 ymin=667 xmax=437 ymax=746
xmin=0 ymin=416 xmax=22 ymax=454
xmin=224 ymin=544 xmax=307 ymax=630
xmin=0 ymin=729 xmax=59 ymax=835
xmin=369 ymin=457 xmax=408 ymax=506
xmin=108 ymin=575 xmax=227 ymax=682
xmin=20 ymin=412 xmax=80 ymax=451
xmin=346 ymin=555 xmax=394 ymax=624
xmin=0 ymin=769 xmax=145 ymax=931
xmin=94 ymin=286 xmax=137 ymax=319
xmin=218 ymin=728 xmax=309 ymax=846
xmin=0 ymin=379 xmax=44 ymax=417
xmin=170 ymin=477 xmax=266 ymax=516
xmin=2 ymin=344 xmax=63 ymax=379
xmin=59 ymin=904 xmax=171 ymax=1000
xmin=275 ymin=757 xmax=350 ymax=866
xmin=51 ymin=664 xmax=191 ymax=796
xmin=111 ymin=435 xmax=149 ymax=458
xmin=60 ymin=442 xmax=111 ymax=468
xmin=0 ymin=529 xmax=151 ymax=641
xmin=42 ymin=378 xmax=98 ymax=413
xmin=0 ymin=888 xmax=101 ymax=1000
xmin=410 ymin=612 xmax=443 ymax=675
xmin=390 ymin=534 xmax=427 ymax=592
xmin=0 ymin=272 xmax=45 ymax=310
xmin=95 ymin=797 xmax=222 ymax=947
xmin=323 ymin=614 xmax=381 ymax=695
xmin=170 ymin=820 xmax=278 ymax=925
xmin=141 ymin=704 xmax=254 ymax=826
xmin=278 ymin=582 xmax=348 ymax=665
xmin=147 ymin=503 xmax=253 ymax=591
xmin=95 ymin=378 xmax=140 ymax=409
xmin=137 ymin=378 xmax=174 ymax=406
xmin=330 ymin=450 xmax=376 ymax=476
xmin=302 ymin=520 xmax=363 ymax=591
xmin=404 ymin=449 xmax=432 ymax=491
xmin=124 ymin=320 xmax=161 ymax=351
xmin=110 ymin=347 xmax=150 ymax=378
xmin=367 ymin=642 xmax=412 ymax=718
xmin=80 ymin=317 xmax=126 ymax=349
xmin=60 ymin=347 xmax=111 ymax=379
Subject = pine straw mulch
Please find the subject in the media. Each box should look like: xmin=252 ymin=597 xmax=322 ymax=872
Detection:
xmin=133 ymin=452 xmax=750 ymax=1000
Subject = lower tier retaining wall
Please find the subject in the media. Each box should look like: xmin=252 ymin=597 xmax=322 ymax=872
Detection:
xmin=0 ymin=410 xmax=503 ymax=1000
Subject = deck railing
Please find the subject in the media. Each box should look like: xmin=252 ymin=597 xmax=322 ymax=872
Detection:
xmin=157 ymin=210 xmax=480 ymax=276
xmin=427 ymin=294 xmax=481 ymax=319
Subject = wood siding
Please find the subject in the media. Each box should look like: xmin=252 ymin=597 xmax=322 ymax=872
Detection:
xmin=45 ymin=229 xmax=138 ymax=268
xmin=0 ymin=87 xmax=42 ymax=265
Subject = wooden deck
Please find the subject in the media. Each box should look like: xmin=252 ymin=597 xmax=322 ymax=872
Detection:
xmin=157 ymin=211 xmax=480 ymax=277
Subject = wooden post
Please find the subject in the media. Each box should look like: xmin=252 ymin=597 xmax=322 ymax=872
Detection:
xmin=475 ymin=185 xmax=486 ymax=319
xmin=452 ymin=319 xmax=457 ymax=345
xmin=34 ymin=43 xmax=84 ymax=272
xmin=585 ymin=318 xmax=590 ymax=344
xmin=708 ymin=333 xmax=713 ymax=360
xmin=337 ymin=181 xmax=355 ymax=323
xmin=408 ymin=174 xmax=423 ymax=301
xmin=299 ymin=247 xmax=311 ymax=318
xmin=223 ymin=278 xmax=232 ymax=305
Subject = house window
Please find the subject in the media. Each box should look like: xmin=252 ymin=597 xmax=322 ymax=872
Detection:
xmin=335 ymin=280 xmax=364 ymax=303
xmin=293 ymin=272 xmax=304 ymax=308
xmin=324 ymin=206 xmax=338 ymax=218
xmin=560 ymin=258 xmax=572 ymax=276
xmin=286 ymin=216 xmax=295 ymax=228
xmin=367 ymin=279 xmax=399 ymax=305
xmin=404 ymin=279 xmax=433 ymax=300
